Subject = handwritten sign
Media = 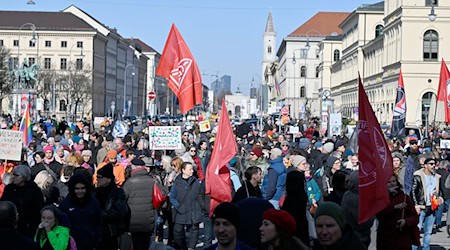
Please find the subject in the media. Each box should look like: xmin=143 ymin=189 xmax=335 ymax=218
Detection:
xmin=0 ymin=129 xmax=23 ymax=161
xmin=149 ymin=126 xmax=182 ymax=150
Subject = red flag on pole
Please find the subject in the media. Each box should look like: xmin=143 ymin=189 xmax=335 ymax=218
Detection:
xmin=205 ymin=99 xmax=237 ymax=216
xmin=358 ymin=73 xmax=393 ymax=223
xmin=156 ymin=24 xmax=203 ymax=114
xmin=437 ymin=58 xmax=450 ymax=123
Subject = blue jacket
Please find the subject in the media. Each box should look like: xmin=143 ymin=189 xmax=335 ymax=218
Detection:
xmin=306 ymin=177 xmax=321 ymax=204
xmin=261 ymin=157 xmax=286 ymax=201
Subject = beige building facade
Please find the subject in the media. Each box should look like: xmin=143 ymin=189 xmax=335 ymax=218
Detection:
xmin=326 ymin=0 xmax=449 ymax=127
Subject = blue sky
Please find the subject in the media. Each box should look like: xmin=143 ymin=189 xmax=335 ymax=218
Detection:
xmin=3 ymin=0 xmax=379 ymax=94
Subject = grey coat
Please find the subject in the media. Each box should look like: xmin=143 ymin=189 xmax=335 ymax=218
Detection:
xmin=123 ymin=167 xmax=155 ymax=233
xmin=170 ymin=175 xmax=202 ymax=225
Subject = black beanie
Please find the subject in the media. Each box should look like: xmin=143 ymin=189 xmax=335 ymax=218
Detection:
xmin=97 ymin=163 xmax=115 ymax=179
xmin=212 ymin=202 xmax=240 ymax=230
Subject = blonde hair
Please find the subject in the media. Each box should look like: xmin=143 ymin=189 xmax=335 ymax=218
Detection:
xmin=66 ymin=153 xmax=82 ymax=167
xmin=34 ymin=170 xmax=54 ymax=190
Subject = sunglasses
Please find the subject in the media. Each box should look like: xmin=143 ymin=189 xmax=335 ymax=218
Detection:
xmin=190 ymin=150 xmax=196 ymax=153
xmin=428 ymin=162 xmax=436 ymax=165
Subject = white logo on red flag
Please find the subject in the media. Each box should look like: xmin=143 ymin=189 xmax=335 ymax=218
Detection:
xmin=446 ymin=79 xmax=450 ymax=108
xmin=169 ymin=58 xmax=192 ymax=88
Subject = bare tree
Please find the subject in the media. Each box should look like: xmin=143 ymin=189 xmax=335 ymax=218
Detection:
xmin=0 ymin=47 xmax=14 ymax=113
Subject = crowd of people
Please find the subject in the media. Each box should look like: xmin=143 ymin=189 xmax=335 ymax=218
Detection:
xmin=0 ymin=115 xmax=449 ymax=250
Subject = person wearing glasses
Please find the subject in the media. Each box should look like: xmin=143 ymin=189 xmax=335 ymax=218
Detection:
xmin=412 ymin=158 xmax=443 ymax=250
xmin=1 ymin=165 xmax=44 ymax=238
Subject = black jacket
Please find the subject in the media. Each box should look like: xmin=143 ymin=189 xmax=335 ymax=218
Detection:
xmin=232 ymin=180 xmax=262 ymax=203
xmin=412 ymin=169 xmax=441 ymax=209
xmin=436 ymin=168 xmax=450 ymax=199
xmin=0 ymin=228 xmax=40 ymax=250
xmin=0 ymin=181 xmax=44 ymax=238
xmin=95 ymin=182 xmax=130 ymax=237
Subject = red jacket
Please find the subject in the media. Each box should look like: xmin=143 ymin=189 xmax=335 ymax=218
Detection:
xmin=192 ymin=156 xmax=204 ymax=180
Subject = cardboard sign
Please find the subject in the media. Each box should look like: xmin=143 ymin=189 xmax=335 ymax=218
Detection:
xmin=289 ymin=126 xmax=299 ymax=134
xmin=199 ymin=120 xmax=211 ymax=132
xmin=0 ymin=129 xmax=23 ymax=161
xmin=440 ymin=139 xmax=450 ymax=149
xmin=148 ymin=126 xmax=182 ymax=150
xmin=93 ymin=117 xmax=106 ymax=129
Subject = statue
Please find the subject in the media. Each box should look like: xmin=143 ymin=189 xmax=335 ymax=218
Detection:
xmin=14 ymin=59 xmax=40 ymax=89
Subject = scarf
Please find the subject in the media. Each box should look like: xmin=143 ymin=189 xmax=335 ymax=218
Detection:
xmin=44 ymin=157 xmax=54 ymax=165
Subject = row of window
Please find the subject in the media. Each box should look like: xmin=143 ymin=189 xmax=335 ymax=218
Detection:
xmin=9 ymin=57 xmax=83 ymax=70
xmin=296 ymin=66 xmax=321 ymax=78
xmin=0 ymin=39 xmax=83 ymax=49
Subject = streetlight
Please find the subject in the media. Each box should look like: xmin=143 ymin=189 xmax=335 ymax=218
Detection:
xmin=292 ymin=49 xmax=304 ymax=120
xmin=123 ymin=64 xmax=135 ymax=117
xmin=252 ymin=74 xmax=263 ymax=130
xmin=16 ymin=22 xmax=37 ymax=119
xmin=429 ymin=0 xmax=436 ymax=22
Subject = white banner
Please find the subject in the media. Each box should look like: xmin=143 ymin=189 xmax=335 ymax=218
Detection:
xmin=0 ymin=129 xmax=23 ymax=161
xmin=148 ymin=126 xmax=182 ymax=150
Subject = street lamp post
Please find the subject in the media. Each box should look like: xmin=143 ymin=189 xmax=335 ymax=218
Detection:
xmin=123 ymin=64 xmax=135 ymax=117
xmin=16 ymin=23 xmax=37 ymax=119
xmin=252 ymin=74 xmax=263 ymax=130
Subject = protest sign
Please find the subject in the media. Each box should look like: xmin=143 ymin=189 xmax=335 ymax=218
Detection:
xmin=0 ymin=129 xmax=23 ymax=161
xmin=199 ymin=120 xmax=211 ymax=132
xmin=149 ymin=126 xmax=182 ymax=150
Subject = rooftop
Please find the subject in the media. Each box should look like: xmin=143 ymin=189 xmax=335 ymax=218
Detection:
xmin=288 ymin=12 xmax=350 ymax=37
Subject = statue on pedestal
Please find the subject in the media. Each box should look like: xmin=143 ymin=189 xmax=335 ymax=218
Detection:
xmin=14 ymin=58 xmax=40 ymax=89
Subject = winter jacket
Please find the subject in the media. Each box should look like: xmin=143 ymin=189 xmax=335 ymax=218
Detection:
xmin=0 ymin=228 xmax=40 ymax=250
xmin=305 ymin=177 xmax=321 ymax=204
xmin=376 ymin=189 xmax=420 ymax=250
xmin=412 ymin=168 xmax=441 ymax=209
xmin=436 ymin=168 xmax=450 ymax=200
xmin=58 ymin=174 xmax=101 ymax=250
xmin=233 ymin=180 xmax=262 ymax=203
xmin=95 ymin=182 xmax=130 ymax=237
xmin=94 ymin=161 xmax=125 ymax=187
xmin=123 ymin=167 xmax=155 ymax=233
xmin=0 ymin=181 xmax=45 ymax=238
xmin=197 ymin=149 xmax=211 ymax=175
xmin=34 ymin=225 xmax=70 ymax=250
xmin=261 ymin=157 xmax=286 ymax=201
xmin=170 ymin=175 xmax=202 ymax=225
xmin=341 ymin=172 xmax=373 ymax=247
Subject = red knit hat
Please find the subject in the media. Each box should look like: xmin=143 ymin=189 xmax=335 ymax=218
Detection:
xmin=251 ymin=147 xmax=263 ymax=158
xmin=263 ymin=208 xmax=296 ymax=235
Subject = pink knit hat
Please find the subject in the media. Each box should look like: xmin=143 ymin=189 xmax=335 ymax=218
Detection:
xmin=43 ymin=145 xmax=54 ymax=153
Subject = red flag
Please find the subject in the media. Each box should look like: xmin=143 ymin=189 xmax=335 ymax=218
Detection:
xmin=205 ymin=99 xmax=237 ymax=216
xmin=358 ymin=73 xmax=393 ymax=223
xmin=156 ymin=24 xmax=203 ymax=114
xmin=437 ymin=58 xmax=450 ymax=123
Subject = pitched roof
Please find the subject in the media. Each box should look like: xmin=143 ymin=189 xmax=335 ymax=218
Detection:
xmin=127 ymin=38 xmax=157 ymax=53
xmin=0 ymin=10 xmax=95 ymax=31
xmin=288 ymin=12 xmax=350 ymax=37
xmin=265 ymin=10 xmax=275 ymax=33
xmin=357 ymin=1 xmax=384 ymax=12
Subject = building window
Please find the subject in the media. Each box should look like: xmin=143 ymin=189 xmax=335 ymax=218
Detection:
xmin=77 ymin=41 xmax=83 ymax=48
xmin=44 ymin=99 xmax=50 ymax=111
xmin=76 ymin=58 xmax=83 ymax=70
xmin=44 ymin=81 xmax=51 ymax=91
xmin=426 ymin=0 xmax=438 ymax=6
xmin=60 ymin=58 xmax=67 ymax=70
xmin=45 ymin=41 xmax=51 ymax=47
xmin=375 ymin=25 xmax=384 ymax=38
xmin=29 ymin=57 xmax=35 ymax=65
xmin=9 ymin=57 xmax=19 ymax=69
xmin=316 ymin=66 xmax=320 ymax=78
xmin=61 ymin=41 xmax=67 ymax=48
xmin=13 ymin=40 xmax=19 ymax=47
xmin=44 ymin=58 xmax=51 ymax=69
xmin=333 ymin=49 xmax=340 ymax=61
xmin=0 ymin=40 xmax=3 ymax=47
xmin=300 ymin=49 xmax=307 ymax=59
xmin=300 ymin=86 xmax=305 ymax=97
xmin=316 ymin=49 xmax=320 ymax=59
xmin=59 ymin=100 xmax=67 ymax=111
xmin=29 ymin=40 xmax=36 ymax=47
xmin=300 ymin=66 xmax=307 ymax=78
xmin=268 ymin=45 xmax=272 ymax=53
xmin=423 ymin=30 xmax=438 ymax=60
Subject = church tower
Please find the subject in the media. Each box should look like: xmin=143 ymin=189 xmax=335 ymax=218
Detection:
xmin=262 ymin=10 xmax=276 ymax=79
